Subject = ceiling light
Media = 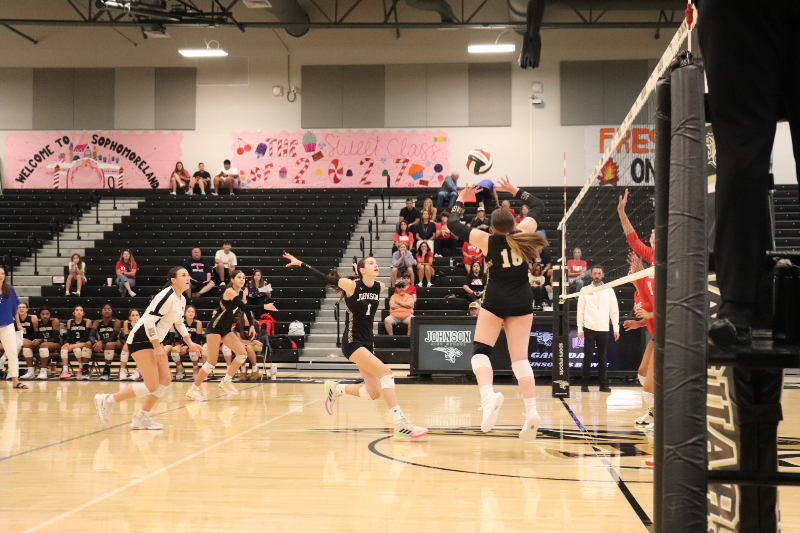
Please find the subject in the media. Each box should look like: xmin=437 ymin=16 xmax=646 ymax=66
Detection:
xmin=467 ymin=43 xmax=516 ymax=54
xmin=179 ymin=39 xmax=227 ymax=58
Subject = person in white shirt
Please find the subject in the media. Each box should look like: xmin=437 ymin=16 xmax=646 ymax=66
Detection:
xmin=576 ymin=266 xmax=619 ymax=393
xmin=214 ymin=241 xmax=238 ymax=287
xmin=213 ymin=159 xmax=239 ymax=196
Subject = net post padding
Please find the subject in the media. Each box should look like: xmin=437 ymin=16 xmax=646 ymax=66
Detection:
xmin=652 ymin=74 xmax=671 ymax=533
xmin=551 ymin=265 xmax=570 ymax=398
xmin=660 ymin=62 xmax=708 ymax=532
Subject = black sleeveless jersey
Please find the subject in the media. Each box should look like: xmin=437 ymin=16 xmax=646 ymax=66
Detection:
xmin=343 ymin=280 xmax=381 ymax=345
xmin=38 ymin=318 xmax=60 ymax=343
xmin=483 ymin=233 xmax=533 ymax=308
xmin=66 ymin=318 xmax=92 ymax=343
xmin=182 ymin=319 xmax=203 ymax=344
xmin=208 ymin=293 xmax=249 ymax=334
xmin=18 ymin=315 xmax=35 ymax=340
xmin=95 ymin=319 xmax=119 ymax=342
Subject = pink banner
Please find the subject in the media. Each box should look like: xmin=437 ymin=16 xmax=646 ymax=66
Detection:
xmin=3 ymin=131 xmax=183 ymax=189
xmin=231 ymin=130 xmax=450 ymax=188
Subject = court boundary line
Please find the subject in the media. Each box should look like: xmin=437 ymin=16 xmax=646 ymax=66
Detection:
xmin=19 ymin=398 xmax=319 ymax=533
xmin=559 ymin=398 xmax=653 ymax=532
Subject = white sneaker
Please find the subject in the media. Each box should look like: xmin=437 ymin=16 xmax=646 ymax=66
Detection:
xmin=394 ymin=419 xmax=429 ymax=440
xmin=21 ymin=368 xmax=35 ymax=380
xmin=324 ymin=380 xmax=343 ymax=415
xmin=94 ymin=393 xmax=114 ymax=425
xmin=480 ymin=392 xmax=504 ymax=433
xmin=186 ymin=385 xmax=207 ymax=402
xmin=37 ymin=368 xmax=48 ymax=380
xmin=519 ymin=410 xmax=542 ymax=441
xmin=219 ymin=377 xmax=239 ymax=395
xmin=428 ymin=282 xmax=434 ymax=286
xmin=119 ymin=369 xmax=129 ymax=380
xmin=417 ymin=282 xmax=423 ymax=287
xmin=130 ymin=369 xmax=141 ymax=381
xmin=634 ymin=410 xmax=654 ymax=426
xmin=131 ymin=411 xmax=163 ymax=430
xmin=128 ymin=290 xmax=137 ymax=297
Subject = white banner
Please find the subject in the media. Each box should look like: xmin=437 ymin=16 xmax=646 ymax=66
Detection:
xmin=584 ymin=125 xmax=656 ymax=186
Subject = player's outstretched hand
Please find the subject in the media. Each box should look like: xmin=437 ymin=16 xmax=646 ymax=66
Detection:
xmin=282 ymin=252 xmax=302 ymax=267
xmin=617 ymin=188 xmax=629 ymax=214
xmin=494 ymin=176 xmax=519 ymax=196
xmin=457 ymin=183 xmax=482 ymax=203
xmin=626 ymin=251 xmax=644 ymax=273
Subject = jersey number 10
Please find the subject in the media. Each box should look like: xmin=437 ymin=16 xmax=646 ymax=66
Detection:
xmin=500 ymin=248 xmax=523 ymax=268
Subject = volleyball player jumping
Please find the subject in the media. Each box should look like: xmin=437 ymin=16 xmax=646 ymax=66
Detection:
xmin=447 ymin=177 xmax=548 ymax=440
xmin=94 ymin=267 xmax=202 ymax=429
xmin=282 ymin=253 xmax=428 ymax=440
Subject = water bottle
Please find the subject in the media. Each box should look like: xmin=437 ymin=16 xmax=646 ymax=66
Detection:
xmin=270 ymin=362 xmax=278 ymax=379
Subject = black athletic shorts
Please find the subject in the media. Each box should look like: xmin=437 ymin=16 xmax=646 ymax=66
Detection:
xmin=342 ymin=342 xmax=374 ymax=358
xmin=480 ymin=302 xmax=533 ymax=319
xmin=128 ymin=340 xmax=155 ymax=354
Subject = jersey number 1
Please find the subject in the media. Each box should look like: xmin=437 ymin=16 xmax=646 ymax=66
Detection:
xmin=366 ymin=304 xmax=371 ymax=315
xmin=500 ymin=248 xmax=523 ymax=268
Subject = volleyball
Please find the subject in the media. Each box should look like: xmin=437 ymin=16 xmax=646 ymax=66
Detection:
xmin=465 ymin=149 xmax=493 ymax=175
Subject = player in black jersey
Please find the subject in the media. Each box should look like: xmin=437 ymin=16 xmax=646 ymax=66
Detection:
xmin=187 ymin=270 xmax=272 ymax=400
xmin=119 ymin=309 xmax=140 ymax=380
xmin=36 ymin=307 xmax=61 ymax=378
xmin=447 ymin=177 xmax=548 ymax=441
xmin=91 ymin=304 xmax=122 ymax=381
xmin=61 ymin=305 xmax=94 ymax=380
xmin=170 ymin=305 xmax=204 ymax=380
xmin=16 ymin=302 xmax=42 ymax=380
xmin=283 ymin=252 xmax=428 ymax=439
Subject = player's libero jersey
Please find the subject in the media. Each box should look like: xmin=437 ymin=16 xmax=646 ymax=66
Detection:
xmin=483 ymin=233 xmax=533 ymax=308
xmin=343 ymin=280 xmax=381 ymax=345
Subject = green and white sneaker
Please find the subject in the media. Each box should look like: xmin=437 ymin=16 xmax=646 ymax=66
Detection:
xmin=324 ymin=380 xmax=343 ymax=415
xmin=394 ymin=419 xmax=428 ymax=440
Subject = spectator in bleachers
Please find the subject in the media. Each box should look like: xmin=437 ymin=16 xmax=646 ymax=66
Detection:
xmin=385 ymin=281 xmax=414 ymax=336
xmin=189 ymin=162 xmax=211 ymax=196
xmin=398 ymin=198 xmax=421 ymax=230
xmin=213 ymin=159 xmax=239 ymax=196
xmin=393 ymin=220 xmax=414 ymax=253
xmin=16 ymin=302 xmax=42 ymax=380
xmin=61 ymin=305 xmax=93 ymax=380
xmin=91 ymin=304 xmax=121 ymax=381
xmin=410 ymin=210 xmax=436 ymax=254
xmin=115 ymin=249 xmax=137 ymax=297
xmin=468 ymin=206 xmax=489 ymax=231
xmin=515 ymin=204 xmax=529 ymax=224
xmin=436 ymin=172 xmax=460 ymax=208
xmin=119 ymin=308 xmax=139 ymax=380
xmin=462 ymin=261 xmax=486 ymax=303
xmin=534 ymin=248 xmax=554 ymax=304
xmin=501 ymin=199 xmax=515 ymax=216
xmin=567 ymin=247 xmax=589 ymax=292
xmin=183 ymin=248 xmax=216 ymax=297
xmin=36 ymin=306 xmax=61 ymax=378
xmin=462 ymin=240 xmax=485 ymax=274
xmin=434 ymin=211 xmax=458 ymax=257
xmin=390 ymin=242 xmax=415 ymax=287
xmin=475 ymin=178 xmax=500 ymax=209
xmin=421 ymin=197 xmax=437 ymax=223
xmin=529 ymin=263 xmax=548 ymax=310
xmin=65 ymin=253 xmax=86 ymax=296
xmin=468 ymin=301 xmax=481 ymax=317
xmin=169 ymin=161 xmax=191 ymax=196
xmin=415 ymin=241 xmax=434 ymax=287
xmin=214 ymin=241 xmax=237 ymax=287
xmin=246 ymin=269 xmax=273 ymax=309
xmin=396 ymin=272 xmax=417 ymax=303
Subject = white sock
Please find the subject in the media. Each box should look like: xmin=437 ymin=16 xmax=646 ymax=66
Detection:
xmin=390 ymin=406 xmax=405 ymax=423
xmin=479 ymin=385 xmax=494 ymax=404
xmin=643 ymin=391 xmax=654 ymax=410
xmin=637 ymin=374 xmax=646 ymax=386
xmin=335 ymin=383 xmax=347 ymax=395
xmin=523 ymin=397 xmax=538 ymax=416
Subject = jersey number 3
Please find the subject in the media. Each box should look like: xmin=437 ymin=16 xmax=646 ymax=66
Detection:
xmin=500 ymin=248 xmax=523 ymax=268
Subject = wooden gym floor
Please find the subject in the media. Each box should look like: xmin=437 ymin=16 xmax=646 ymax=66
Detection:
xmin=1 ymin=373 xmax=799 ymax=533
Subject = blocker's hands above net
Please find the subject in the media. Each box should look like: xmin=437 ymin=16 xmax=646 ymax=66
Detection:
xmin=617 ymin=188 xmax=629 ymax=214
xmin=282 ymin=252 xmax=302 ymax=267
xmin=494 ymin=176 xmax=519 ymax=196
xmin=626 ymin=251 xmax=644 ymax=273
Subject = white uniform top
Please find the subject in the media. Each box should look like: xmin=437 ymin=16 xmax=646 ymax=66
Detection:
xmin=128 ymin=286 xmax=190 ymax=344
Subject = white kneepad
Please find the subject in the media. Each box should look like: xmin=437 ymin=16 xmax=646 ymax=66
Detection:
xmin=39 ymin=348 xmax=50 ymax=359
xmin=60 ymin=348 xmax=69 ymax=359
xmin=72 ymin=347 xmax=82 ymax=358
xmin=471 ymin=353 xmax=492 ymax=373
xmin=222 ymin=346 xmax=232 ymax=357
xmin=104 ymin=349 xmax=115 ymax=362
xmin=81 ymin=347 xmax=92 ymax=359
xmin=511 ymin=359 xmax=534 ymax=380
xmin=171 ymin=352 xmax=181 ymax=363
xmin=132 ymin=382 xmax=151 ymax=397
xmin=152 ymin=384 xmax=168 ymax=398
xmin=22 ymin=347 xmax=34 ymax=358
xmin=120 ymin=350 xmax=129 ymax=363
xmin=358 ymin=385 xmax=374 ymax=399
xmin=234 ymin=353 xmax=247 ymax=364
xmin=379 ymin=374 xmax=395 ymax=390
xmin=188 ymin=352 xmax=199 ymax=362
xmin=201 ymin=361 xmax=215 ymax=374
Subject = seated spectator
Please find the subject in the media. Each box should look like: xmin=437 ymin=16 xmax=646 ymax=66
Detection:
xmin=436 ymin=172 xmax=459 ymax=208
xmin=410 ymin=210 xmax=436 ymax=254
xmin=61 ymin=305 xmax=93 ymax=380
xmin=529 ymin=263 xmax=549 ymax=310
xmin=475 ymin=178 xmax=500 ymax=208
xmin=398 ymin=198 xmax=420 ymax=231
xmin=91 ymin=304 xmax=121 ymax=381
xmin=385 ymin=281 xmax=414 ymax=336
xmin=247 ymin=268 xmax=273 ymax=307
xmin=567 ymin=247 xmax=589 ymax=292
xmin=214 ymin=241 xmax=237 ymax=287
xmin=535 ymin=247 xmax=554 ymax=302
xmin=17 ymin=302 xmax=43 ymax=380
xmin=515 ymin=204 xmax=529 ymax=224
xmin=391 ymin=242 xmax=416 ymax=287
xmin=462 ymin=241 xmax=485 ymax=274
xmin=65 ymin=253 xmax=86 ymax=296
xmin=462 ymin=261 xmax=486 ymax=302
xmin=434 ymin=212 xmax=458 ymax=257
xmin=421 ymin=197 xmax=437 ymax=223
xmin=183 ymin=247 xmax=216 ymax=297
xmin=393 ymin=220 xmax=414 ymax=253
xmin=36 ymin=306 xmax=61 ymax=378
xmin=171 ymin=305 xmax=204 ymax=380
xmin=115 ymin=249 xmax=137 ymax=297
xmin=169 ymin=161 xmax=191 ymax=196
xmin=501 ymin=199 xmax=515 ymax=216
xmin=415 ymin=242 xmax=434 ymax=287
xmin=468 ymin=301 xmax=481 ymax=317
xmin=468 ymin=206 xmax=490 ymax=231
xmin=119 ymin=308 xmax=139 ymax=380
xmin=396 ymin=272 xmax=417 ymax=302
xmin=213 ymin=159 xmax=239 ymax=196
xmin=189 ymin=162 xmax=211 ymax=196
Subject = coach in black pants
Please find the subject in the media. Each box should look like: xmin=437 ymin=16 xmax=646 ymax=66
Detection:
xmin=576 ymin=267 xmax=619 ymax=392
xmin=699 ymin=0 xmax=800 ymax=345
